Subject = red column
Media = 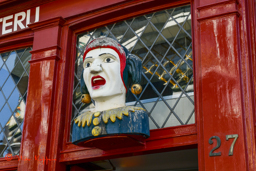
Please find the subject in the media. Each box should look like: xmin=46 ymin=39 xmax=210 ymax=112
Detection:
xmin=193 ymin=0 xmax=256 ymax=170
xmin=17 ymin=17 xmax=66 ymax=171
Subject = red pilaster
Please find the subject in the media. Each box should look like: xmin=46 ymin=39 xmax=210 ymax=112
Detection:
xmin=194 ymin=0 xmax=256 ymax=170
xmin=17 ymin=17 xmax=65 ymax=171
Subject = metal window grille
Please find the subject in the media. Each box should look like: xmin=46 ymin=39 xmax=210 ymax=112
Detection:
xmin=0 ymin=47 xmax=32 ymax=157
xmin=72 ymin=5 xmax=194 ymax=139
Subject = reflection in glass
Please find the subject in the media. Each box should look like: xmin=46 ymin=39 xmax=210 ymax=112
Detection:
xmin=72 ymin=5 xmax=194 ymax=139
xmin=0 ymin=47 xmax=31 ymax=157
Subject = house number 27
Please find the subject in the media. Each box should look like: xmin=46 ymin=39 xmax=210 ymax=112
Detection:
xmin=209 ymin=134 xmax=238 ymax=157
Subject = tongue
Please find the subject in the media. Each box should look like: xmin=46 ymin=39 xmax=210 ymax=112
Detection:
xmin=93 ymin=79 xmax=105 ymax=86
xmin=92 ymin=79 xmax=106 ymax=89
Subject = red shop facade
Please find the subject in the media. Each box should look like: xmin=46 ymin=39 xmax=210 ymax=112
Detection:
xmin=0 ymin=0 xmax=255 ymax=170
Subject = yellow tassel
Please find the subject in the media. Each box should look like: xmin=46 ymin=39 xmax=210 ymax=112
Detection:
xmin=81 ymin=94 xmax=91 ymax=103
xmin=131 ymin=84 xmax=142 ymax=95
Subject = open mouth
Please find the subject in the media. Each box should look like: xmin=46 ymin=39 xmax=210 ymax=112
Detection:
xmin=91 ymin=75 xmax=106 ymax=90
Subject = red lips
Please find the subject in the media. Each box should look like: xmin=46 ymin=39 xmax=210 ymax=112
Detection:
xmin=91 ymin=75 xmax=106 ymax=90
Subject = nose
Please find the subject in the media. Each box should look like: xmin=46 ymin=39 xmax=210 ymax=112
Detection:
xmin=90 ymin=61 xmax=102 ymax=74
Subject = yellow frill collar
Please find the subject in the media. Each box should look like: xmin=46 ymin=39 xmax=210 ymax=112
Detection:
xmin=74 ymin=106 xmax=145 ymax=127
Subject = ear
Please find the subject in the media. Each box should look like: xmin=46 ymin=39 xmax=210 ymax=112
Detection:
xmin=80 ymin=69 xmax=89 ymax=94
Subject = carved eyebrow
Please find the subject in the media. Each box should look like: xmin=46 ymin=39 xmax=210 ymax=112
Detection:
xmin=85 ymin=56 xmax=92 ymax=58
xmin=99 ymin=53 xmax=117 ymax=59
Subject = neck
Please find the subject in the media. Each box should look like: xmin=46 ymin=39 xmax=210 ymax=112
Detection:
xmin=93 ymin=93 xmax=126 ymax=111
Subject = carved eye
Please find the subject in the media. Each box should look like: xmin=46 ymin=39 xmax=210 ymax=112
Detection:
xmin=85 ymin=62 xmax=92 ymax=68
xmin=104 ymin=57 xmax=114 ymax=63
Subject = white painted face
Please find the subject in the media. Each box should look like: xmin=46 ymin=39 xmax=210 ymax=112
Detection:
xmin=83 ymin=48 xmax=126 ymax=100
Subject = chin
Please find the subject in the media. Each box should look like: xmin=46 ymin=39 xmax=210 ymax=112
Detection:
xmin=90 ymin=90 xmax=106 ymax=99
xmin=90 ymin=91 xmax=124 ymax=100
xmin=90 ymin=88 xmax=109 ymax=99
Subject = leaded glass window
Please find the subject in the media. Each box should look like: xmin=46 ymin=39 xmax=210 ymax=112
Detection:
xmin=0 ymin=47 xmax=32 ymax=157
xmin=72 ymin=5 xmax=194 ymax=138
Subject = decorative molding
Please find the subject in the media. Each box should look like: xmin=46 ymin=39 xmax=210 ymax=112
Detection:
xmin=60 ymin=145 xmax=91 ymax=154
xmin=29 ymin=55 xmax=60 ymax=63
xmin=28 ymin=17 xmax=64 ymax=63
xmin=0 ymin=35 xmax=33 ymax=51
xmin=0 ymin=28 xmax=33 ymax=53
xmin=197 ymin=0 xmax=240 ymax=21
xmin=0 ymin=27 xmax=32 ymax=39
xmin=29 ymin=17 xmax=66 ymax=31
xmin=60 ymin=134 xmax=197 ymax=163
xmin=0 ymin=0 xmax=20 ymax=6
xmin=148 ymin=124 xmax=197 ymax=141
xmin=197 ymin=0 xmax=238 ymax=10
xmin=0 ymin=34 xmax=33 ymax=47
xmin=66 ymin=0 xmax=190 ymax=31
xmin=197 ymin=11 xmax=240 ymax=21
xmin=0 ymin=0 xmax=54 ymax=18
xmin=29 ymin=45 xmax=60 ymax=54
xmin=60 ymin=125 xmax=197 ymax=160
xmin=0 ymin=156 xmax=18 ymax=170
xmin=0 ymin=41 xmax=32 ymax=54
xmin=29 ymin=45 xmax=61 ymax=63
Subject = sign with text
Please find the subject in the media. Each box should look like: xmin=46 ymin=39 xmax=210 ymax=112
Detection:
xmin=0 ymin=6 xmax=40 ymax=36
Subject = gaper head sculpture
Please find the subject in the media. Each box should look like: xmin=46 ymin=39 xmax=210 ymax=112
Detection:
xmin=80 ymin=37 xmax=142 ymax=111
xmin=72 ymin=37 xmax=149 ymax=146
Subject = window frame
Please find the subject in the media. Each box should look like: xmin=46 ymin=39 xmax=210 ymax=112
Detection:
xmin=60 ymin=0 xmax=197 ymax=165
xmin=0 ymin=28 xmax=33 ymax=171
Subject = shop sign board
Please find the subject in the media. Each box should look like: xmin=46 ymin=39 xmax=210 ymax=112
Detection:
xmin=0 ymin=6 xmax=40 ymax=35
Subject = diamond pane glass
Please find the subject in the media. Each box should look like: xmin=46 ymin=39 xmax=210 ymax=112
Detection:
xmin=71 ymin=5 xmax=193 ymax=139
xmin=0 ymin=47 xmax=31 ymax=157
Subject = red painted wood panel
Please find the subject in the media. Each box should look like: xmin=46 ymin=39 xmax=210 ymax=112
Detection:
xmin=0 ymin=157 xmax=18 ymax=170
xmin=17 ymin=17 xmax=65 ymax=171
xmin=194 ymin=0 xmax=256 ymax=170
xmin=18 ymin=59 xmax=56 ymax=170
xmin=0 ymin=0 xmax=254 ymax=170
xmin=236 ymin=0 xmax=256 ymax=169
xmin=246 ymin=0 xmax=256 ymax=130
xmin=38 ymin=0 xmax=127 ymax=21
xmin=60 ymin=125 xmax=197 ymax=163
xmin=0 ymin=29 xmax=33 ymax=53
xmin=200 ymin=14 xmax=246 ymax=170
xmin=199 ymin=0 xmax=226 ymax=8
xmin=60 ymin=136 xmax=197 ymax=164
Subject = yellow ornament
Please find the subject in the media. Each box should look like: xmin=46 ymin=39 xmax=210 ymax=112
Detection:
xmin=93 ymin=118 xmax=100 ymax=126
xmin=92 ymin=126 xmax=101 ymax=136
xmin=81 ymin=94 xmax=91 ymax=103
xmin=94 ymin=112 xmax=101 ymax=117
xmin=131 ymin=84 xmax=142 ymax=95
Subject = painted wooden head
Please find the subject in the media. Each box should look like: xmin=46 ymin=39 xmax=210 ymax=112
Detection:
xmin=72 ymin=37 xmax=149 ymax=146
xmin=80 ymin=37 xmax=142 ymax=110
